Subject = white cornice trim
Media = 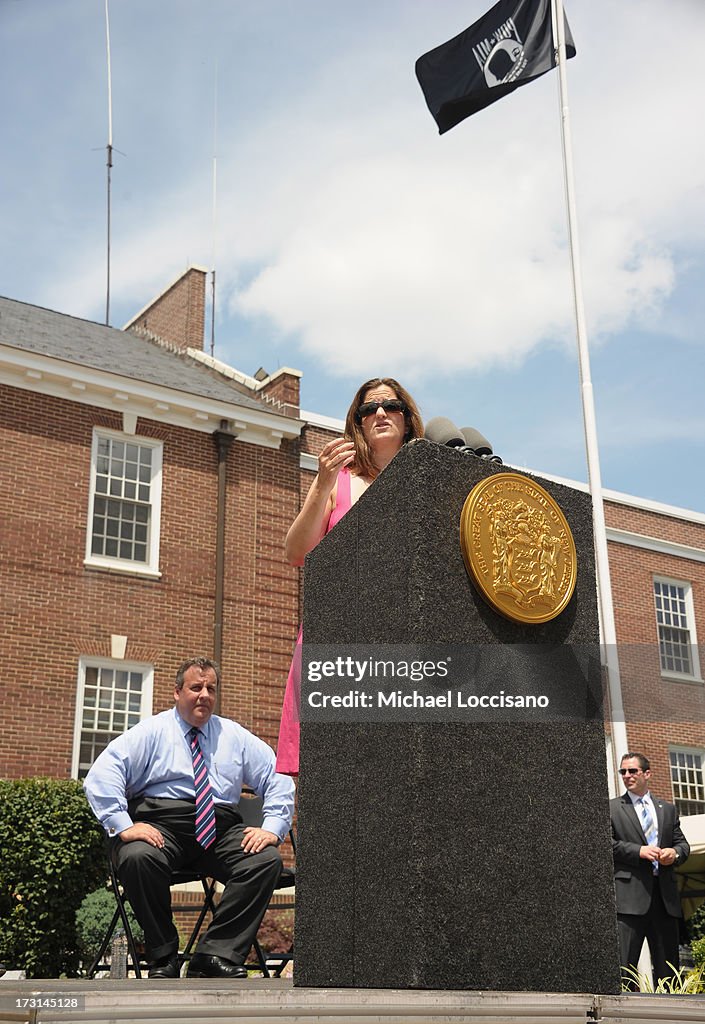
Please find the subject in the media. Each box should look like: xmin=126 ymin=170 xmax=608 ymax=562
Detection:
xmin=257 ymin=364 xmax=302 ymax=383
xmin=606 ymin=527 xmax=705 ymax=564
xmin=1 ymin=344 xmax=303 ymax=449
xmin=602 ymin=488 xmax=705 ymax=525
xmin=516 ymin=465 xmax=705 ymax=526
xmin=188 ymin=349 xmax=302 ymax=391
xmin=300 ymin=409 xmax=345 ymax=431
xmin=300 ymin=453 xmax=318 ymax=472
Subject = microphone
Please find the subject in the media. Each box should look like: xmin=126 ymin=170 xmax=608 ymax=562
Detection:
xmin=424 ymin=417 xmax=466 ymax=448
xmin=459 ymin=427 xmax=493 ymax=457
xmin=460 ymin=426 xmax=503 ymax=465
xmin=424 ymin=417 xmax=503 ymax=464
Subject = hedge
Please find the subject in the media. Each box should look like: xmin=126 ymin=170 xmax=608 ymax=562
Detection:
xmin=0 ymin=778 xmax=106 ymax=977
xmin=75 ymin=887 xmax=144 ymax=964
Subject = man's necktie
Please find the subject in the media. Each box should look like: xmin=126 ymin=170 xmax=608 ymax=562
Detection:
xmin=189 ymin=727 xmax=216 ymax=849
xmin=638 ymin=797 xmax=659 ymax=874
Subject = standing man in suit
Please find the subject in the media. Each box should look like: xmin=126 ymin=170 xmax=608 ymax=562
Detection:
xmin=610 ymin=751 xmax=689 ymax=986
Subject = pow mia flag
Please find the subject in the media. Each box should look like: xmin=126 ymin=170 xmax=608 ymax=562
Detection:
xmin=415 ymin=0 xmax=576 ymax=133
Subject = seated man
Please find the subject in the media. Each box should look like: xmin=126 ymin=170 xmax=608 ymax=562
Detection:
xmin=84 ymin=656 xmax=295 ymax=979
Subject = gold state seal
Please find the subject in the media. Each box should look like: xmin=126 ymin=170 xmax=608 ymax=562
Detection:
xmin=460 ymin=472 xmax=578 ymax=624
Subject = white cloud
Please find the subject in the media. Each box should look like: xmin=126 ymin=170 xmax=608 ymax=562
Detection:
xmin=7 ymin=0 xmax=705 ymax=375
xmin=220 ymin=0 xmax=705 ymax=378
xmin=3 ymin=0 xmax=704 ymax=510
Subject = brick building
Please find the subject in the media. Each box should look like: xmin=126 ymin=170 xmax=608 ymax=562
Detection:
xmin=601 ymin=494 xmax=705 ymax=807
xmin=0 ymin=267 xmax=320 ymax=780
xmin=2 ymin=266 xmax=704 ymax=832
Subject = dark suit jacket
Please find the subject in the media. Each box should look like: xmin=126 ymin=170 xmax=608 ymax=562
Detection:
xmin=610 ymin=792 xmax=689 ymax=918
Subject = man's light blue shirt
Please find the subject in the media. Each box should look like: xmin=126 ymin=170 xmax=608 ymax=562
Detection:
xmin=84 ymin=707 xmax=295 ymax=841
xmin=627 ymin=789 xmax=656 ymax=817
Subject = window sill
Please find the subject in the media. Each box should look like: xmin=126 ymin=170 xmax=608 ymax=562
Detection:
xmin=660 ymin=672 xmax=704 ymax=686
xmin=84 ymin=558 xmax=162 ymax=580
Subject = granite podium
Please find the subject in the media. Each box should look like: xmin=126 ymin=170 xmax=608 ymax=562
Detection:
xmin=295 ymin=440 xmax=621 ymax=993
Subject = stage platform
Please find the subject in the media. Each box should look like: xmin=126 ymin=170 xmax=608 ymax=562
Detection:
xmin=2 ymin=979 xmax=705 ymax=1024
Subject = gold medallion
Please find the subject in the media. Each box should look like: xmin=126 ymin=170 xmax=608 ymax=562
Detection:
xmin=460 ymin=472 xmax=578 ymax=624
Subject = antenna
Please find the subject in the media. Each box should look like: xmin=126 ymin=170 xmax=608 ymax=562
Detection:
xmin=104 ymin=0 xmax=113 ymax=326
xmin=210 ymin=59 xmax=218 ymax=357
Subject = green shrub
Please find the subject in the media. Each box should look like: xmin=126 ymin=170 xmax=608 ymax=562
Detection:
xmin=0 ymin=778 xmax=106 ymax=977
xmin=75 ymin=887 xmax=144 ymax=964
xmin=692 ymin=936 xmax=705 ymax=971
xmin=687 ymin=902 xmax=705 ymax=942
xmin=621 ymin=962 xmax=705 ymax=994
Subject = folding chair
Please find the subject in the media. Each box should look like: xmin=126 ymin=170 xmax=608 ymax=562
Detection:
xmin=238 ymin=792 xmax=296 ymax=978
xmin=87 ymin=793 xmax=295 ymax=979
xmin=86 ymin=856 xmax=217 ymax=979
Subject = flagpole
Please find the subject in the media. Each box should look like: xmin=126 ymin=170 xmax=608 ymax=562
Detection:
xmin=551 ymin=0 xmax=628 ymax=787
xmin=104 ymin=0 xmax=113 ymax=327
xmin=210 ymin=59 xmax=218 ymax=359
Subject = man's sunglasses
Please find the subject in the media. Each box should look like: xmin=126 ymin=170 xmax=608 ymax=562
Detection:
xmin=356 ymin=399 xmax=407 ymax=421
xmin=618 ymin=767 xmax=643 ymax=775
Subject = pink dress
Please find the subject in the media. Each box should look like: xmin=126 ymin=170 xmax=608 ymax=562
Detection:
xmin=275 ymin=468 xmax=353 ymax=775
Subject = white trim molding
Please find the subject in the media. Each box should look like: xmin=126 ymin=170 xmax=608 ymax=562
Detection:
xmin=653 ymin=575 xmax=703 ymax=683
xmin=84 ymin=428 xmax=163 ymax=577
xmin=606 ymin=528 xmax=705 ymax=564
xmin=71 ymin=657 xmax=154 ymax=778
xmin=1 ymin=343 xmax=302 ymax=449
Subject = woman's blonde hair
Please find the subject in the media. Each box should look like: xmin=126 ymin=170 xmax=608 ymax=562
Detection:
xmin=343 ymin=377 xmax=423 ymax=479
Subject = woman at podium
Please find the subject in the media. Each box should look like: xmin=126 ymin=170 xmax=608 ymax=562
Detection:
xmin=275 ymin=377 xmax=423 ymax=775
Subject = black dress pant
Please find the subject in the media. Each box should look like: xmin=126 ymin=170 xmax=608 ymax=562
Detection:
xmin=617 ymin=877 xmax=680 ymax=986
xmin=113 ymin=797 xmax=282 ymax=963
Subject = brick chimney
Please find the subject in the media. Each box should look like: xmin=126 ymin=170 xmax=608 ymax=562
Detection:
xmin=259 ymin=369 xmax=301 ymax=417
xmin=124 ymin=266 xmax=207 ymax=352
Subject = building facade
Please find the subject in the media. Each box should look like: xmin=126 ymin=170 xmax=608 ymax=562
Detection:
xmin=2 ymin=268 xmax=704 ymax=828
xmin=1 ymin=268 xmax=309 ymax=779
xmin=603 ymin=495 xmax=705 ymax=807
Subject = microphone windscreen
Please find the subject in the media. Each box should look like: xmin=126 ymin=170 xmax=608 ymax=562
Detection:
xmin=460 ymin=427 xmax=493 ymax=456
xmin=424 ymin=417 xmax=465 ymax=447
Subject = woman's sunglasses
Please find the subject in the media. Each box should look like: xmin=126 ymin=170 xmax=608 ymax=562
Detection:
xmin=356 ymin=399 xmax=407 ymax=422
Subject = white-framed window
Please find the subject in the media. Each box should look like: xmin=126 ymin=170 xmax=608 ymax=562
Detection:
xmin=85 ymin=429 xmax=163 ymax=576
xmin=670 ymin=747 xmax=705 ymax=816
xmin=653 ymin=576 xmax=701 ymax=681
xmin=72 ymin=658 xmax=154 ymax=779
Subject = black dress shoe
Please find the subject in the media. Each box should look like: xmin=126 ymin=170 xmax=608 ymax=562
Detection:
xmin=186 ymin=953 xmax=247 ymax=979
xmin=148 ymin=953 xmax=180 ymax=979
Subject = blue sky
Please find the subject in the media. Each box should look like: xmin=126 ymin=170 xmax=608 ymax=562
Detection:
xmin=2 ymin=0 xmax=704 ymax=512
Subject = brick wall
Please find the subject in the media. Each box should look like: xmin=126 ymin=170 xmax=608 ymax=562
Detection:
xmin=259 ymin=372 xmax=300 ymax=418
xmin=223 ymin=435 xmax=301 ymax=741
xmin=300 ymin=424 xmax=339 ymax=458
xmin=604 ymin=498 xmax=705 ymax=802
xmin=606 ymin=500 xmax=705 ymax=550
xmin=4 ymin=371 xmax=705 ymax=813
xmin=128 ymin=267 xmax=207 ymax=352
xmin=0 ymin=383 xmax=300 ymax=778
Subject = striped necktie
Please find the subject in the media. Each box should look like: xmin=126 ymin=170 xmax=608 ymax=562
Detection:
xmin=189 ymin=727 xmax=216 ymax=849
xmin=637 ymin=797 xmax=659 ymax=874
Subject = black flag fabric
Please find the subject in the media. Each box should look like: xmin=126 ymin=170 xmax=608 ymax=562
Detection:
xmin=415 ymin=0 xmax=576 ymax=134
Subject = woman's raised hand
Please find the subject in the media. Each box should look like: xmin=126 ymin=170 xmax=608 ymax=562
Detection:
xmin=317 ymin=437 xmax=355 ymax=488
